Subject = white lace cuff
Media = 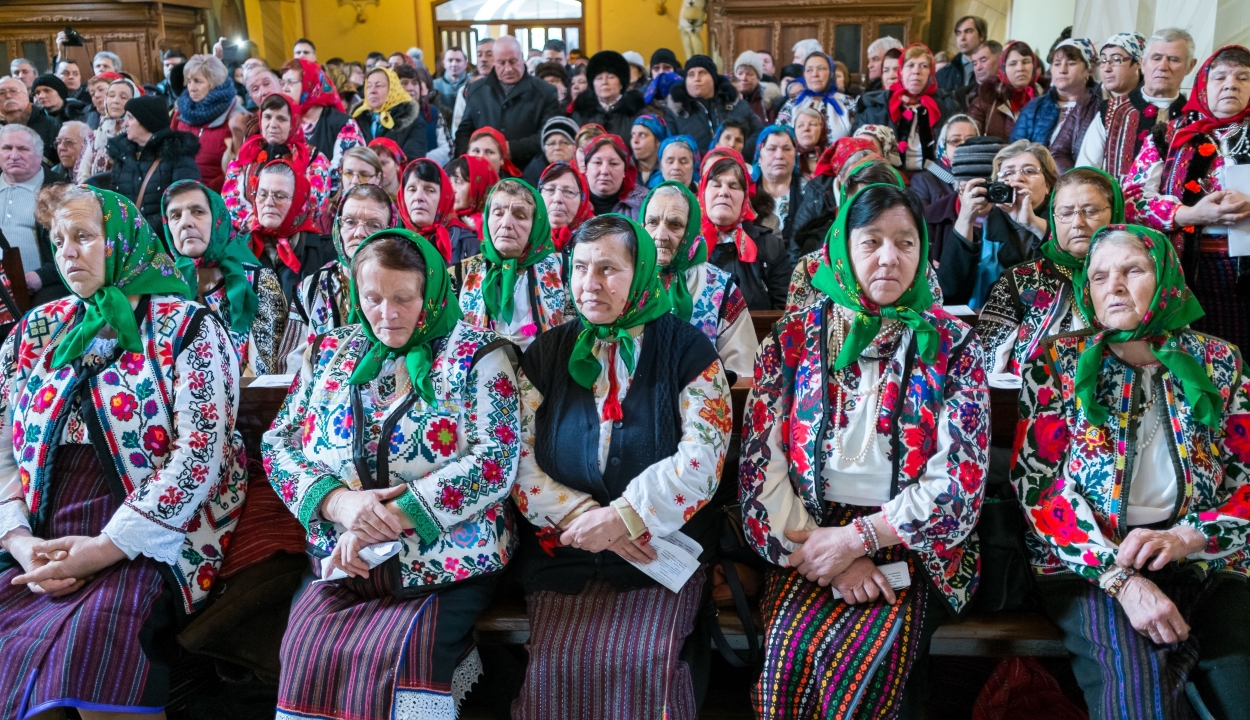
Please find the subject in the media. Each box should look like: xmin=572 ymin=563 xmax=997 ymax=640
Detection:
xmin=102 ymin=503 xmax=185 ymax=564
xmin=0 ymin=500 xmax=31 ymax=540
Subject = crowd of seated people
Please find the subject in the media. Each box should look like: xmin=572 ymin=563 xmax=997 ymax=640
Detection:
xmin=0 ymin=22 xmax=1248 ymax=720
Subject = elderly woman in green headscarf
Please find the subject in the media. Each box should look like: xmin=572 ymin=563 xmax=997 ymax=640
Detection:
xmin=510 ymin=214 xmax=731 ymax=720
xmin=457 ymin=177 xmax=569 ymax=350
xmin=641 ymin=180 xmax=758 ymax=383
xmin=0 ymin=185 xmax=246 ymax=718
xmin=282 ymin=182 xmax=396 ymax=374
xmin=977 ymin=166 xmax=1125 ymax=376
xmin=739 ymin=183 xmax=989 ymax=717
xmin=1013 ymin=223 xmax=1250 ymax=718
xmin=162 ymin=179 xmax=288 ymax=376
xmin=263 ymin=228 xmax=521 ymax=720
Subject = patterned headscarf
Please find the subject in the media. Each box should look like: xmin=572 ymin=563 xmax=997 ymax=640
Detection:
xmin=1072 ymin=224 xmax=1221 ymax=427
xmin=793 ymin=53 xmax=846 ymax=117
xmin=698 ymin=148 xmax=758 ymax=261
xmin=453 ymin=155 xmax=499 ymax=236
xmin=811 ymin=184 xmax=937 ymax=370
xmin=470 ymin=126 xmax=522 ymax=177
xmin=853 ymin=124 xmax=903 ymax=167
xmin=643 ymin=71 xmax=682 ymax=105
xmin=1055 ymin=38 xmax=1098 ymax=68
xmin=1101 ymin=32 xmax=1147 ymax=65
xmin=632 ymin=113 xmax=669 ymax=145
xmin=887 ymin=44 xmax=941 ymax=127
xmin=347 ymin=229 xmax=463 ymax=404
xmin=1171 ymin=45 xmax=1250 ymax=152
xmin=398 ymin=159 xmax=456 ymax=261
xmin=1041 ymin=166 xmax=1125 ymax=271
xmin=52 ymin=188 xmax=191 ymax=369
xmin=368 ymin=137 xmax=407 ymax=168
xmin=352 ymin=66 xmax=412 ymax=130
xmin=583 ymin=134 xmax=638 ymax=203
xmin=247 ymin=158 xmax=320 ymax=274
xmin=813 ymin=137 xmax=876 ymax=178
xmin=567 ymin=214 xmax=674 ymax=421
xmin=285 ymin=58 xmax=346 ymax=112
xmin=161 ymin=180 xmax=260 ymax=335
xmin=480 ymin=179 xmax=554 ymax=324
xmin=643 ymin=181 xmax=704 ymax=321
xmin=998 ymin=41 xmax=1042 ymax=114
xmin=235 ymin=93 xmax=311 ymax=184
xmin=540 ymin=162 xmax=594 ymax=251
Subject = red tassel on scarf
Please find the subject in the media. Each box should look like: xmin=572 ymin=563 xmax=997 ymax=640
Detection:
xmin=602 ymin=346 xmax=624 ymax=422
xmin=276 ymin=238 xmax=302 ymax=274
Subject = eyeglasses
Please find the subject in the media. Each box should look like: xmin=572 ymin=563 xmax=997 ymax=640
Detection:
xmin=996 ymin=166 xmax=1043 ymax=180
xmin=1099 ymin=54 xmax=1134 ymax=67
xmin=342 ymin=170 xmax=377 ymax=182
xmin=340 ymin=217 xmax=387 ymax=233
xmin=540 ymin=185 xmax=581 ymax=200
xmin=255 ymin=189 xmax=292 ymax=204
xmin=0 ymin=88 xmax=22 ymax=98
xmin=544 ymin=138 xmax=574 ymax=150
xmin=1054 ymin=205 xmax=1110 ymax=224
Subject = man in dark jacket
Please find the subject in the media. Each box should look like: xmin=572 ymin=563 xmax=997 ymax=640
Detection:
xmin=0 ymin=77 xmax=60 ymax=166
xmin=455 ymin=35 xmax=562 ymax=172
xmin=99 ymin=96 xmax=201 ymax=232
xmin=571 ymin=51 xmax=646 ymax=139
xmin=32 ymin=74 xmax=88 ymax=127
xmin=661 ymin=56 xmax=762 ymax=159
xmin=936 ymin=16 xmax=987 ymax=91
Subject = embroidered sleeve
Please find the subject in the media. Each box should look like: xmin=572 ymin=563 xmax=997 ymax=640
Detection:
xmin=881 ymin=333 xmax=989 ymax=553
xmin=249 ymin=267 xmax=289 ymax=377
xmin=620 ymin=360 xmax=730 ymax=538
xmin=976 ymin=274 xmax=1023 ymax=374
xmin=716 ymin=288 xmax=758 ymax=382
xmin=1123 ymin=134 xmax=1179 ymax=231
xmin=221 ymin=158 xmax=251 ymax=230
xmin=307 ymin=151 xmax=332 ymax=219
xmin=262 ymin=335 xmax=346 ymax=528
xmin=1179 ymin=355 xmax=1250 ymax=563
xmin=784 ymin=255 xmax=818 ymax=314
xmin=394 ymin=346 xmax=522 ymax=545
xmin=0 ymin=329 xmax=28 ymax=539
xmin=330 ymin=119 xmax=367 ymax=194
xmin=101 ymin=315 xmax=241 ymax=565
xmin=738 ymin=322 xmax=820 ymax=566
xmin=510 ymin=371 xmax=596 ymax=527
xmin=1012 ymin=349 xmax=1119 ymax=579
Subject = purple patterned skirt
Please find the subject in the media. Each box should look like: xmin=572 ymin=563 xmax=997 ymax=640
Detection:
xmin=0 ymin=444 xmax=172 ymax=720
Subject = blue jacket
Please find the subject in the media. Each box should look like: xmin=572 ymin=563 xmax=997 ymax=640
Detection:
xmin=1009 ymin=89 xmax=1062 ymax=144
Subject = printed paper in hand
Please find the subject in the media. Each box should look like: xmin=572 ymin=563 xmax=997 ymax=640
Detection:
xmin=628 ymin=531 xmax=703 ymax=593
xmin=319 ymin=540 xmax=403 ymax=582
xmin=249 ymin=374 xmax=296 ymax=388
xmin=1224 ymin=164 xmax=1250 ymax=257
xmin=828 ymin=561 xmax=911 ymax=600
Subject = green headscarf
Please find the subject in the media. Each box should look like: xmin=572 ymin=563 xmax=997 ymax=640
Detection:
xmin=837 ymin=158 xmax=905 ymax=205
xmin=642 ymin=181 xmax=705 ymax=322
xmin=811 ymin=183 xmax=938 ymax=371
xmin=1072 ymin=224 xmax=1221 ymax=427
xmin=1040 ymin=166 xmax=1126 ymax=271
xmin=480 ymin=179 xmax=554 ymax=323
xmin=568 ymin=214 xmax=674 ymax=392
xmin=52 ymin=188 xmax=192 ymax=369
xmin=347 ymin=229 xmax=463 ymax=403
xmin=161 ymin=180 xmax=259 ymax=335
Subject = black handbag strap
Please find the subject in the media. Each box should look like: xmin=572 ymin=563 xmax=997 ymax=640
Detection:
xmin=703 ymin=515 xmax=763 ymax=669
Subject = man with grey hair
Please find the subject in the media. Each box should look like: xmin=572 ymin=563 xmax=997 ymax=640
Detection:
xmin=865 ymin=36 xmax=905 ymax=92
xmin=0 ymin=123 xmax=67 ymax=302
xmin=0 ymin=77 xmax=59 ymax=165
xmin=93 ymin=51 xmax=121 ymax=76
xmin=455 ymin=34 xmax=562 ymax=170
xmin=1076 ymin=27 xmax=1197 ymax=179
xmin=52 ymin=120 xmax=90 ymax=176
xmin=791 ymin=39 xmax=824 ymax=66
xmin=9 ymin=59 xmax=36 ymax=89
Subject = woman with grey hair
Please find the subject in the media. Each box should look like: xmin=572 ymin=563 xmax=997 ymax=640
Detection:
xmin=171 ymin=53 xmax=247 ymax=191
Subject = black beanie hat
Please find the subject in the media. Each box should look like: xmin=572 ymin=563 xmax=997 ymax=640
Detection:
xmin=586 ymin=51 xmax=631 ymax=92
xmin=124 ymin=96 xmax=171 ymax=133
xmin=780 ymin=63 xmax=804 ymax=81
xmin=683 ymin=55 xmax=719 ymax=77
xmin=32 ymin=74 xmax=68 ymax=101
xmin=649 ymin=48 xmax=682 ymax=72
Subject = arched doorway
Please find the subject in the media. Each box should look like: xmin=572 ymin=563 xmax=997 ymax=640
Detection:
xmin=433 ymin=0 xmax=584 ymax=66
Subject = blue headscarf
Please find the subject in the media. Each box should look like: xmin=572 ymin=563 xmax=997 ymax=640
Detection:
xmin=658 ymin=135 xmax=702 ymax=184
xmin=633 ymin=113 xmax=669 ymax=145
xmin=750 ymin=125 xmax=798 ymax=182
xmin=644 ymin=71 xmax=683 ymax=105
xmin=792 ymin=53 xmax=845 ymax=117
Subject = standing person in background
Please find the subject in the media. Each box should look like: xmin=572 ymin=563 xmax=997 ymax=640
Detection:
xmin=1078 ymin=29 xmax=1194 ymax=180
xmin=279 ymin=59 xmax=354 ymax=174
xmin=104 ymin=95 xmax=202 ymax=231
xmin=936 ymin=15 xmax=986 ymax=91
xmin=542 ymin=39 xmax=568 ymax=68
xmin=522 ymin=116 xmax=580 ymax=185
xmin=963 ymin=40 xmax=1003 ymax=108
xmin=791 ymin=39 xmax=824 ymax=66
xmin=734 ymin=51 xmax=781 ymax=125
xmin=434 ymin=46 xmax=469 ymax=110
xmin=51 ymin=121 xmax=89 ymax=177
xmin=572 ymin=51 xmax=646 ymax=140
xmin=155 ymin=49 xmax=187 ymax=106
xmin=292 ymin=38 xmax=317 ymax=63
xmin=475 ymin=38 xmax=496 ymax=80
xmin=172 ymin=54 xmax=248 ymax=191
xmin=9 ymin=60 xmax=36 ymax=89
xmin=967 ymin=41 xmax=1043 ymax=141
xmin=650 ymin=48 xmax=681 ymax=77
xmin=864 ymin=36 xmax=905 ymax=93
xmin=0 ymin=77 xmax=59 ymax=166
xmin=534 ymin=61 xmax=570 ymax=107
xmin=75 ymin=76 xmax=136 ymax=181
xmin=82 ymin=75 xmax=110 ymax=129
xmin=55 ymin=59 xmax=90 ymax=105
xmin=456 ymin=36 xmax=561 ymax=172
xmin=1011 ymin=38 xmax=1101 ymax=172
xmin=32 ymin=74 xmax=87 ymax=126
xmin=758 ymin=50 xmax=777 ymax=82
xmin=93 ymin=51 xmax=122 ymax=76
xmin=777 ymin=52 xmax=854 ymax=144
xmin=661 ymin=55 xmax=762 ymax=157
xmin=855 ymin=44 xmax=961 ymax=174
xmin=343 ymin=66 xmax=427 ymax=162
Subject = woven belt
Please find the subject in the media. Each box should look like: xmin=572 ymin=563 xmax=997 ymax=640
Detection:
xmin=1198 ymin=236 xmax=1228 ymax=253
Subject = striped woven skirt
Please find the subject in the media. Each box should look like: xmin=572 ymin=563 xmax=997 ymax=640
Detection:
xmin=0 ymin=444 xmax=173 ymax=720
xmin=276 ymin=568 xmax=495 ymax=720
xmin=512 ymin=569 xmax=706 ymax=720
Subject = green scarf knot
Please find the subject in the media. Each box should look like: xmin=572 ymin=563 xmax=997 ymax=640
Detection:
xmin=480 ymin=179 xmax=553 ymax=324
xmin=642 ymin=181 xmax=705 ymax=322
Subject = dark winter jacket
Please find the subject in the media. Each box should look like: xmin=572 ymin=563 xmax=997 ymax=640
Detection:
xmin=1009 ymin=87 xmax=1100 ymax=172
xmin=45 ymin=98 xmax=89 ymax=127
xmin=910 ymin=162 xmax=960 ymax=208
xmin=571 ymin=89 xmax=646 ymax=140
xmin=935 ymin=53 xmax=976 ymax=91
xmin=661 ymin=75 xmax=762 ymax=157
xmin=455 ymin=71 xmax=563 ymax=171
xmin=853 ymin=88 xmax=966 ymax=165
xmin=707 ymin=220 xmax=792 ymax=310
xmin=104 ymin=128 xmax=202 ymax=232
xmin=307 ymin=107 xmax=352 ymax=165
xmin=791 ymin=175 xmax=837 ymax=259
xmin=354 ymin=99 xmax=428 ymax=162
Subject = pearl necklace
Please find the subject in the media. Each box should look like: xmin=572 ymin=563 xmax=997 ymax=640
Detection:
xmin=829 ymin=312 xmax=901 ymax=465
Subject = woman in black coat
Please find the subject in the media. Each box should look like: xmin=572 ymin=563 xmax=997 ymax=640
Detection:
xmin=102 ymin=96 xmax=202 ymax=232
xmin=571 ymin=51 xmax=647 ymax=139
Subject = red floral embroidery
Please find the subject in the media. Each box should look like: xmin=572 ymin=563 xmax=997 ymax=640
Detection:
xmin=196 ymin=563 xmax=216 ymax=590
xmin=1030 ymin=496 xmax=1089 ymax=546
xmin=1225 ymin=415 xmax=1250 ymax=464
xmin=426 ymin=419 xmax=457 ymax=456
xmin=144 ymin=426 xmax=171 ymax=456
xmin=32 ymin=385 xmax=57 ymax=413
xmin=1031 ymin=413 xmax=1069 ymax=463
xmin=110 ymin=392 xmax=138 ymax=421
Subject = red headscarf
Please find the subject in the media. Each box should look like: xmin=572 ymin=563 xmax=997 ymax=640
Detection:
xmin=540 ymin=162 xmax=593 ymax=251
xmin=368 ymin=137 xmax=407 ymax=167
xmin=469 ymin=127 xmax=522 ymax=177
xmin=582 ymin=134 xmax=637 ymax=203
xmin=454 ymin=155 xmax=499 ymax=237
xmin=997 ymin=41 xmax=1041 ymax=114
xmin=813 ymin=137 xmax=878 ymax=178
xmin=281 ymin=58 xmax=346 ymax=113
xmin=249 ymin=158 xmax=320 ymax=273
xmin=1171 ymin=45 xmax=1250 ymax=151
xmin=397 ymin=159 xmax=456 ymax=261
xmin=236 ymin=93 xmax=311 ymax=170
xmin=698 ymin=148 xmax=759 ymax=262
xmin=887 ymin=44 xmax=942 ymax=127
